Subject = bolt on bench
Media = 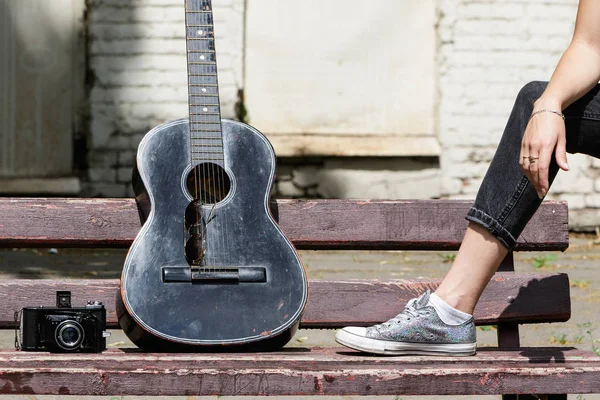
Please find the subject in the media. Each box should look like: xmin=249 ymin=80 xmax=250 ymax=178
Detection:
xmin=0 ymin=198 xmax=599 ymax=399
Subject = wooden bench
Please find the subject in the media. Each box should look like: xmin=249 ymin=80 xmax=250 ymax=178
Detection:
xmin=0 ymin=197 xmax=598 ymax=399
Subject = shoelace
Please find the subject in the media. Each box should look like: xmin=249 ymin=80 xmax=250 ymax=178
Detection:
xmin=374 ymin=298 xmax=427 ymax=331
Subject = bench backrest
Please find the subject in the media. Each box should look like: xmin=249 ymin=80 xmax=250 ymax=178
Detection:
xmin=0 ymin=198 xmax=570 ymax=345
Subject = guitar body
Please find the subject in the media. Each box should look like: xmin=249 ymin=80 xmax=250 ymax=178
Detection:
xmin=117 ymin=118 xmax=308 ymax=351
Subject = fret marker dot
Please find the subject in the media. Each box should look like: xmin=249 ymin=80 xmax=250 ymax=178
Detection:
xmin=202 ymin=88 xmax=207 ymax=93
xmin=200 ymin=55 xmax=205 ymax=60
xmin=203 ymin=107 xmax=208 ymax=112
xmin=198 ymin=30 xmax=204 ymax=35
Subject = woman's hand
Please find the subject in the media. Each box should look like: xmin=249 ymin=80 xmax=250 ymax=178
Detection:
xmin=520 ymin=109 xmax=570 ymax=199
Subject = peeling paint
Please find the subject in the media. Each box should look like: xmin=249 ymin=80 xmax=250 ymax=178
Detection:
xmin=313 ymin=376 xmax=323 ymax=392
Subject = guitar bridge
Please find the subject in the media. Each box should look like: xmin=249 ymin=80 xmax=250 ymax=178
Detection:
xmin=162 ymin=266 xmax=266 ymax=283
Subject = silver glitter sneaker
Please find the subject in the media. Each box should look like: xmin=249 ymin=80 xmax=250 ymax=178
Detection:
xmin=335 ymin=291 xmax=476 ymax=356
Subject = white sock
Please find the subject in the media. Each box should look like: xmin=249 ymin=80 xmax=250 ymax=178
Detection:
xmin=428 ymin=293 xmax=472 ymax=326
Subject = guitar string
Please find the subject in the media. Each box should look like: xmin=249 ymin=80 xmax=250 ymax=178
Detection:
xmin=205 ymin=0 xmax=224 ymax=272
xmin=204 ymin=0 xmax=217 ymax=272
xmin=190 ymin=0 xmax=210 ymax=269
xmin=199 ymin=4 xmax=212 ymax=265
xmin=202 ymin=2 xmax=215 ymax=272
xmin=210 ymin=0 xmax=230 ymax=275
xmin=209 ymin=0 xmax=231 ymax=276
xmin=188 ymin=0 xmax=229 ymax=272
xmin=185 ymin=0 xmax=201 ymax=266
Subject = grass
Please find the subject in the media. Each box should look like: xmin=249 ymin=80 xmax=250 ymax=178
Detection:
xmin=579 ymin=322 xmax=600 ymax=356
xmin=477 ymin=325 xmax=496 ymax=332
xmin=548 ymin=323 xmax=600 ymax=355
xmin=531 ymin=254 xmax=557 ymax=269
xmin=571 ymin=279 xmax=591 ymax=289
xmin=549 ymin=333 xmax=569 ymax=345
xmin=438 ymin=253 xmax=456 ymax=263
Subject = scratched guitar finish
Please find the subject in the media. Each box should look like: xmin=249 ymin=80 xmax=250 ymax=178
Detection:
xmin=116 ymin=0 xmax=308 ymax=351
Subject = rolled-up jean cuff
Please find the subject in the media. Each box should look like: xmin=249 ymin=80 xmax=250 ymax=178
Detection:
xmin=465 ymin=207 xmax=517 ymax=251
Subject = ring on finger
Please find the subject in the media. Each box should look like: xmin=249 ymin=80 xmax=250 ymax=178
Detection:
xmin=528 ymin=156 xmax=539 ymax=163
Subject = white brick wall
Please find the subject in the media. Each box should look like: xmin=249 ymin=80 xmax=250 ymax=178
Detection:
xmin=89 ymin=0 xmax=242 ymax=134
xmin=438 ymin=0 xmax=592 ymax=203
xmin=86 ymin=0 xmax=244 ymax=196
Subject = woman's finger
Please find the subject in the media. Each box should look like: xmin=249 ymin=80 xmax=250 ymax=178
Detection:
xmin=520 ymin=125 xmax=531 ymax=173
xmin=527 ymin=141 xmax=541 ymax=192
xmin=537 ymin=150 xmax=552 ymax=198
xmin=555 ymin=132 xmax=570 ymax=172
xmin=522 ymin=158 xmax=535 ymax=194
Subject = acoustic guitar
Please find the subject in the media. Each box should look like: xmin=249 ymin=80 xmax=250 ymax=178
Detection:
xmin=116 ymin=0 xmax=308 ymax=351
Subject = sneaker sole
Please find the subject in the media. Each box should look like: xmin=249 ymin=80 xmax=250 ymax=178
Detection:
xmin=335 ymin=329 xmax=477 ymax=356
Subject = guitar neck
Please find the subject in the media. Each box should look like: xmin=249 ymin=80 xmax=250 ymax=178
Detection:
xmin=185 ymin=0 xmax=224 ymax=164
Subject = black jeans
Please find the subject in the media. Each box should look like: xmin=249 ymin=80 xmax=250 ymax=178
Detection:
xmin=466 ymin=81 xmax=600 ymax=250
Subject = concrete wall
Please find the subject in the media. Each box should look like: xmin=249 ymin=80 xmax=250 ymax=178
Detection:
xmin=244 ymin=0 xmax=437 ymax=136
xmin=84 ymin=0 xmax=599 ymax=229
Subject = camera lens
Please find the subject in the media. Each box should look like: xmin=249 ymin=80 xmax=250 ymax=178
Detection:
xmin=55 ymin=321 xmax=85 ymax=351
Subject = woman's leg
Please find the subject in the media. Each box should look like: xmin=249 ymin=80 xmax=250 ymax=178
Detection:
xmin=434 ymin=223 xmax=508 ymax=314
xmin=436 ymin=81 xmax=600 ymax=314
xmin=336 ymin=81 xmax=600 ymax=355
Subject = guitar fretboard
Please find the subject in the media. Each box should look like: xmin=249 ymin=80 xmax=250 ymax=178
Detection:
xmin=185 ymin=0 xmax=223 ymax=164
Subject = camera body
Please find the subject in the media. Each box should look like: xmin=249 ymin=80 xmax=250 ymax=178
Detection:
xmin=20 ymin=291 xmax=108 ymax=353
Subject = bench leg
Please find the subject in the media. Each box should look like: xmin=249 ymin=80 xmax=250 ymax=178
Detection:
xmin=499 ymin=253 xmax=567 ymax=400
xmin=497 ymin=323 xmax=520 ymax=348
xmin=497 ymin=253 xmax=521 ymax=348
xmin=497 ymin=252 xmax=515 ymax=272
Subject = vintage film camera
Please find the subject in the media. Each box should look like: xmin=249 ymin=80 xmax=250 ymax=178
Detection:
xmin=19 ymin=291 xmax=110 ymax=353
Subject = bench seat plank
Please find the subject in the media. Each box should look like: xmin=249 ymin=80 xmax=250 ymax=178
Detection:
xmin=0 ymin=198 xmax=568 ymax=250
xmin=0 ymin=347 xmax=598 ymax=396
xmin=0 ymin=273 xmax=570 ymax=329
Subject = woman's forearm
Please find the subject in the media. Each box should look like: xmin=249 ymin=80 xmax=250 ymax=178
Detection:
xmin=536 ymin=0 xmax=600 ymax=111
xmin=536 ymin=40 xmax=600 ymax=111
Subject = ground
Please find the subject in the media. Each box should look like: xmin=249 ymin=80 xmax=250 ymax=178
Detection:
xmin=0 ymin=234 xmax=599 ymax=400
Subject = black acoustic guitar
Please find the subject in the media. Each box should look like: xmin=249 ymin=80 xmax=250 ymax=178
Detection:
xmin=116 ymin=0 xmax=308 ymax=351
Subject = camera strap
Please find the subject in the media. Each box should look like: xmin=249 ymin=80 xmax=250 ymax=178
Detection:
xmin=14 ymin=311 xmax=20 ymax=350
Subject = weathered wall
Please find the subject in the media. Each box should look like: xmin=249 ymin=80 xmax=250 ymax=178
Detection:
xmin=0 ymin=0 xmax=84 ymax=179
xmin=437 ymin=0 xmax=598 ymax=228
xmin=244 ymin=0 xmax=437 ymax=137
xmin=85 ymin=0 xmax=599 ymax=228
xmin=85 ymin=0 xmax=441 ymax=200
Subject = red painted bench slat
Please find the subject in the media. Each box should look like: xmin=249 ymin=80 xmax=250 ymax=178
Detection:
xmin=0 ymin=347 xmax=598 ymax=396
xmin=0 ymin=273 xmax=570 ymax=329
xmin=0 ymin=198 xmax=569 ymax=251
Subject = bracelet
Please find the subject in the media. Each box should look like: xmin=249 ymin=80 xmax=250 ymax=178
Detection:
xmin=530 ymin=109 xmax=565 ymax=121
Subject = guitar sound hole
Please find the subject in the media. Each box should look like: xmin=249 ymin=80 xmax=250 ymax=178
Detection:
xmin=186 ymin=163 xmax=231 ymax=204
